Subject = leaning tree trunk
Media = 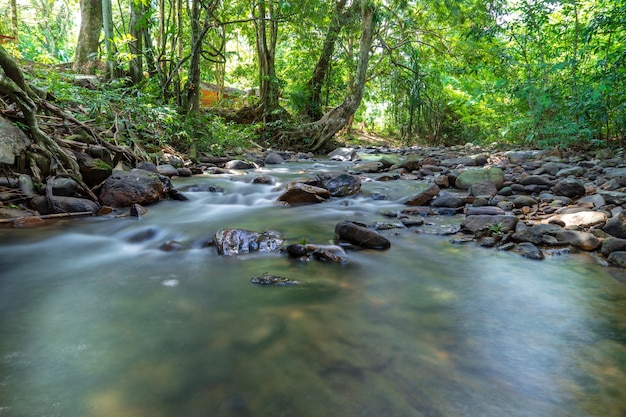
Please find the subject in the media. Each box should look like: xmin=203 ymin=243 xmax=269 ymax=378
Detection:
xmin=307 ymin=0 xmax=375 ymax=151
xmin=302 ymin=0 xmax=354 ymax=121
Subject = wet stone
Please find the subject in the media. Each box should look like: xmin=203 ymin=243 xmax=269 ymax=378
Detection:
xmin=251 ymin=275 xmax=300 ymax=286
xmin=515 ymin=242 xmax=545 ymax=260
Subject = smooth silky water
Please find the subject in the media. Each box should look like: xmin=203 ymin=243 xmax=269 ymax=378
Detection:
xmin=2 ymin=158 xmax=626 ymax=417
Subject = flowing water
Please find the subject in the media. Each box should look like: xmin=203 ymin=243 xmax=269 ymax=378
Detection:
xmin=2 ymin=157 xmax=626 ymax=417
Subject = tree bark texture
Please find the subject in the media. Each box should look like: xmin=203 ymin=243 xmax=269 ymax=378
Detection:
xmin=73 ymin=0 xmax=102 ymax=74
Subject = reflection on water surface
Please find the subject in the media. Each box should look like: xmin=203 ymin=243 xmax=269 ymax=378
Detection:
xmin=1 ymin=160 xmax=626 ymax=417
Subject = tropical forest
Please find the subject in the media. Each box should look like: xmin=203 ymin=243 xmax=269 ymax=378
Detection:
xmin=2 ymin=1 xmax=626 ymax=417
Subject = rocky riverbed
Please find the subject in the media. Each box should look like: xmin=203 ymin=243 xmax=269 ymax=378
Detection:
xmin=1 ymin=143 xmax=626 ymax=268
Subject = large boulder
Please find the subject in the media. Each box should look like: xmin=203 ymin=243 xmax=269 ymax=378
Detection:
xmin=0 ymin=116 xmax=31 ymax=164
xmin=99 ymin=169 xmax=165 ymax=207
xmin=455 ymin=168 xmax=504 ymax=190
xmin=213 ymin=228 xmax=284 ymax=256
xmin=334 ymin=221 xmax=391 ymax=250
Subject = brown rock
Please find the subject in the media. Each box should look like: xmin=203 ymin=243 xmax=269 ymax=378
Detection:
xmin=277 ymin=182 xmax=331 ymax=205
xmin=335 ymin=221 xmax=391 ymax=250
xmin=99 ymin=169 xmax=165 ymax=207
xmin=405 ymin=184 xmax=440 ymax=206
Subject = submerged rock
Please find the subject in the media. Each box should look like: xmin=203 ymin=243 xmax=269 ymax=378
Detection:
xmin=251 ymin=274 xmax=300 ymax=286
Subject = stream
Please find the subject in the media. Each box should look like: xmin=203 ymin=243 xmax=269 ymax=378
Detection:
xmin=1 ymin=156 xmax=626 ymax=417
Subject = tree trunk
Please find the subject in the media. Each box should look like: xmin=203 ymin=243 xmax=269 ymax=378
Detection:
xmin=129 ymin=0 xmax=144 ymax=84
xmin=10 ymin=0 xmax=18 ymax=41
xmin=302 ymin=0 xmax=354 ymax=121
xmin=73 ymin=0 xmax=103 ymax=73
xmin=254 ymin=0 xmax=281 ymax=121
xmin=102 ymin=0 xmax=118 ymax=79
xmin=308 ymin=0 xmax=375 ymax=151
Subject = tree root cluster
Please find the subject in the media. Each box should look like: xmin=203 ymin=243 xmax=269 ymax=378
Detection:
xmin=0 ymin=46 xmax=142 ymax=205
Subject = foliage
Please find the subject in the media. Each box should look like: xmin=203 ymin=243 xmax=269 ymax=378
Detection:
xmin=3 ymin=0 xmax=626 ymax=152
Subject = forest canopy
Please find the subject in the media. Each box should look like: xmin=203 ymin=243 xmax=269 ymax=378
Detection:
xmin=1 ymin=0 xmax=625 ymax=154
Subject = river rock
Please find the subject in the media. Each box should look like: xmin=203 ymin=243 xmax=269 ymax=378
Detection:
xmin=431 ymin=193 xmax=465 ymax=208
xmin=512 ymin=224 xmax=566 ymax=246
xmin=469 ymin=180 xmax=498 ymax=197
xmin=601 ymin=237 xmax=626 ymax=257
xmin=401 ymin=158 xmax=422 ymax=172
xmin=0 ymin=116 xmax=31 ymax=164
xmin=334 ymin=220 xmax=391 ymax=250
xmin=608 ymin=252 xmax=626 ymax=268
xmin=604 ymin=167 xmax=626 ymax=184
xmin=329 ymin=147 xmax=359 ymax=161
xmin=214 ymin=228 xmax=284 ymax=256
xmin=556 ymin=165 xmax=585 ymax=177
xmin=286 ymin=244 xmax=308 ymax=258
xmin=225 ymin=160 xmax=256 ymax=170
xmin=519 ymin=175 xmax=553 ymax=187
xmin=546 ymin=210 xmax=607 ymax=228
xmin=99 ymin=169 xmax=165 ymax=207
xmin=555 ymin=230 xmax=601 ymax=251
xmin=312 ymin=248 xmax=347 ymax=263
xmin=157 ymin=164 xmax=179 ymax=177
xmin=405 ymin=183 xmax=440 ymax=206
xmin=603 ymin=211 xmax=626 ymax=238
xmin=265 ymin=152 xmax=285 ymax=164
xmin=30 ymin=195 xmax=100 ymax=215
xmin=512 ymin=195 xmax=538 ymax=208
xmin=51 ymin=177 xmax=79 ymax=197
xmin=252 ymin=175 xmax=275 ymax=185
xmin=455 ymin=168 xmax=504 ymax=190
xmin=277 ymin=182 xmax=331 ymax=204
xmin=317 ymin=172 xmax=361 ymax=197
xmin=552 ymin=178 xmax=586 ymax=198
xmin=461 ymin=215 xmax=518 ymax=234
xmin=465 ymin=206 xmax=506 ymax=216
xmin=354 ymin=161 xmax=384 ymax=173
xmin=130 ymin=203 xmax=148 ymax=217
xmin=515 ymin=242 xmax=545 ymax=260
xmin=136 ymin=161 xmax=158 ymax=173
xmin=598 ymin=191 xmax=626 ymax=205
